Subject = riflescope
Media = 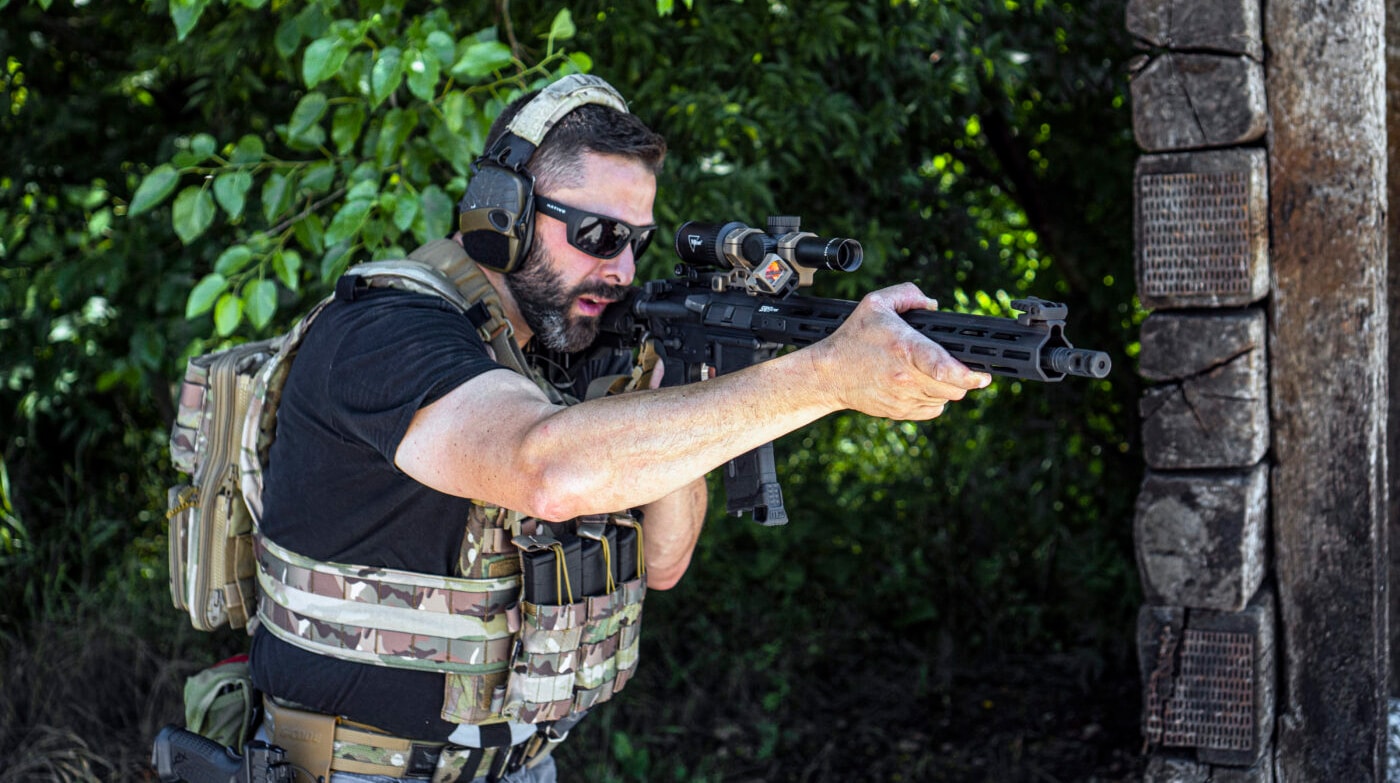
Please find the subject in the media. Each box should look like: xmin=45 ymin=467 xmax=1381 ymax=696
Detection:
xmin=674 ymin=217 xmax=863 ymax=274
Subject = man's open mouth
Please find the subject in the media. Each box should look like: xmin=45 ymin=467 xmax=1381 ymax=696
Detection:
xmin=575 ymin=295 xmax=613 ymax=316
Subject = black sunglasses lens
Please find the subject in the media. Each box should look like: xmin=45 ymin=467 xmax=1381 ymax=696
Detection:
xmin=631 ymin=228 xmax=654 ymax=259
xmin=574 ymin=215 xmax=631 ymax=258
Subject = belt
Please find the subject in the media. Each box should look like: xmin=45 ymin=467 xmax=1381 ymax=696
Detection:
xmin=263 ymin=697 xmax=559 ymax=782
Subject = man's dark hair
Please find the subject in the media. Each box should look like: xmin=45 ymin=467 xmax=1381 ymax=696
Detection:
xmin=484 ymin=87 xmax=667 ymax=195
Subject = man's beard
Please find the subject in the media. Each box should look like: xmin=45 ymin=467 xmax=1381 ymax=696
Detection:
xmin=506 ymin=240 xmax=631 ymax=353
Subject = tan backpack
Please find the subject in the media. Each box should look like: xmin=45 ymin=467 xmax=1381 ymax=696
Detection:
xmin=164 ymin=240 xmax=546 ymax=632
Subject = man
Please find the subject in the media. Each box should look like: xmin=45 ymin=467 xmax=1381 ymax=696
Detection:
xmin=249 ymin=75 xmax=988 ymax=783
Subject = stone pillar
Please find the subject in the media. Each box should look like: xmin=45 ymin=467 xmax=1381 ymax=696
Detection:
xmin=1130 ymin=0 xmax=1390 ymax=780
xmin=1126 ymin=1 xmax=1274 ymax=779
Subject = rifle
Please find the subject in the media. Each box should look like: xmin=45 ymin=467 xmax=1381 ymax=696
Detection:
xmin=151 ymin=725 xmax=295 ymax=783
xmin=598 ymin=216 xmax=1111 ymax=526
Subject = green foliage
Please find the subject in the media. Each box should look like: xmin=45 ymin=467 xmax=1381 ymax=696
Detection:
xmin=126 ymin=2 xmax=589 ymax=338
xmin=559 ymin=0 xmax=1142 ymax=661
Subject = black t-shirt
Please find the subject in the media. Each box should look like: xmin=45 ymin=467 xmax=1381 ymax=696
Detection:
xmin=249 ymin=285 xmax=632 ymax=740
xmin=251 ymin=286 xmax=506 ymax=740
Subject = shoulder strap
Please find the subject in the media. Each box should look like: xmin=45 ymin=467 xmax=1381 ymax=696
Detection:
xmin=345 ymin=240 xmax=568 ymax=406
xmin=239 ymin=294 xmax=337 ymax=525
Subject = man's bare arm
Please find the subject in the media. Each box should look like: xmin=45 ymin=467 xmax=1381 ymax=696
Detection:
xmin=395 ymin=283 xmax=989 ymax=522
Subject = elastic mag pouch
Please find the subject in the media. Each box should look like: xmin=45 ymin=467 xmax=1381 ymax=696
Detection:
xmin=577 ymin=515 xmax=647 ymax=707
xmin=502 ymin=517 xmax=649 ymax=722
xmin=505 ymin=534 xmax=587 ymax=723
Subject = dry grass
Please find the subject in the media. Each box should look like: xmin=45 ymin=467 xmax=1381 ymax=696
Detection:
xmin=0 ymin=605 xmax=229 ymax=782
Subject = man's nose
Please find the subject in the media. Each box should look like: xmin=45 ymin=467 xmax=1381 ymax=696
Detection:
xmin=597 ymin=246 xmax=636 ymax=286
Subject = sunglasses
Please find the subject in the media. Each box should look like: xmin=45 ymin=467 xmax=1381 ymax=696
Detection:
xmin=535 ymin=194 xmax=657 ymax=261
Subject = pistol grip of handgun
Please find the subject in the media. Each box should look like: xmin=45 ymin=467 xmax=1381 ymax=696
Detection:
xmin=151 ymin=724 xmax=243 ymax=783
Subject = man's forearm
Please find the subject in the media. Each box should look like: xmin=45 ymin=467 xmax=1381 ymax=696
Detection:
xmin=517 ymin=348 xmax=834 ymax=519
xmin=636 ymin=476 xmax=708 ymax=590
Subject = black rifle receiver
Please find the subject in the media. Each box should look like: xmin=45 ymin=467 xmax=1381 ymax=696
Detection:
xmin=151 ymin=725 xmax=294 ymax=783
xmin=598 ymin=216 xmax=1112 ymax=525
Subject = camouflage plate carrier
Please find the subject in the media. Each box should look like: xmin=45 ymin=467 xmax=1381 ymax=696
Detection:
xmin=168 ymin=238 xmax=648 ymax=730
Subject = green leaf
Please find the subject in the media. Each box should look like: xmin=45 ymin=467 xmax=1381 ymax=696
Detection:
xmin=190 ymin=133 xmax=217 ymax=161
xmin=262 ymin=171 xmax=294 ymax=223
xmin=186 ymin=273 xmax=228 ymax=319
xmin=392 ymin=189 xmax=420 ymax=233
xmin=170 ymin=0 xmax=208 ymax=41
xmin=450 ymin=41 xmax=513 ymax=80
xmin=376 ymin=108 xmax=417 ymax=168
xmin=320 ymin=243 xmax=354 ymax=283
xmin=324 ymin=199 xmax=373 ymax=246
xmin=299 ymin=162 xmax=335 ymax=194
xmin=302 ymin=37 xmax=348 ymax=89
xmin=405 ymin=48 xmax=440 ymax=103
xmin=273 ymin=249 xmax=303 ymax=291
xmin=128 ymin=164 xmax=179 ymax=217
xmin=426 ymin=31 xmax=456 ymax=70
xmin=244 ymin=279 xmax=278 ymax=329
xmin=274 ymin=16 xmax=304 ymax=60
xmin=289 ymin=91 xmax=329 ymax=141
xmin=171 ymin=186 xmax=216 ymax=245
xmin=442 ymin=90 xmax=469 ymax=134
xmin=214 ymin=293 xmax=244 ymax=336
xmin=293 ymin=213 xmax=325 ymax=255
xmin=564 ymin=52 xmax=594 ymax=75
xmin=230 ymin=134 xmax=265 ymax=165
xmin=548 ymin=9 xmax=576 ymax=47
xmin=414 ymin=185 xmax=452 ymax=244
xmin=213 ymin=170 xmax=254 ymax=219
xmin=427 ymin=116 xmax=474 ymax=177
xmin=332 ymin=103 xmax=368 ymax=155
xmin=370 ymin=46 xmax=404 ymax=107
xmin=361 ymin=215 xmax=385 ymax=249
xmin=345 ymin=179 xmax=378 ymax=202
xmin=213 ymin=245 xmax=253 ymax=276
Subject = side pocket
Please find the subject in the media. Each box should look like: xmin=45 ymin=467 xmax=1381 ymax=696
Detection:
xmin=184 ymin=654 xmax=258 ymax=749
xmin=166 ymin=485 xmax=197 ymax=613
xmin=443 ymin=669 xmax=511 ymax=725
xmin=502 ymin=601 xmax=587 ymax=724
xmin=170 ymin=364 xmax=210 ymax=475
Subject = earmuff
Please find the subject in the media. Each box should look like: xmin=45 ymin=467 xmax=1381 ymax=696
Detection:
xmin=457 ymin=75 xmax=629 ymax=274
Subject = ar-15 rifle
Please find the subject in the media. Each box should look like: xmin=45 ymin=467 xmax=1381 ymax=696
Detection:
xmin=598 ymin=216 xmax=1111 ymax=527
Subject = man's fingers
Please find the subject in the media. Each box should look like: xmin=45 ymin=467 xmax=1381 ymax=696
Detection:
xmin=908 ymin=336 xmax=992 ymax=392
xmin=867 ymin=282 xmax=939 ymax=315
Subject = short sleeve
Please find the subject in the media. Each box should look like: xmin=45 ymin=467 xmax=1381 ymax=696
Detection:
xmin=316 ymin=289 xmax=504 ymax=464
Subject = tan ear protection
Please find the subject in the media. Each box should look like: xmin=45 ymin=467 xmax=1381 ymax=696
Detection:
xmin=457 ymin=75 xmax=629 ymax=274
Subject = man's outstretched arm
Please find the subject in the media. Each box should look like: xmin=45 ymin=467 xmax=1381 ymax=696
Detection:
xmin=395 ymin=283 xmax=989 ymax=523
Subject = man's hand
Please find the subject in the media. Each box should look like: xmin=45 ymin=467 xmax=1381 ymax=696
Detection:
xmin=809 ymin=282 xmax=991 ymax=420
